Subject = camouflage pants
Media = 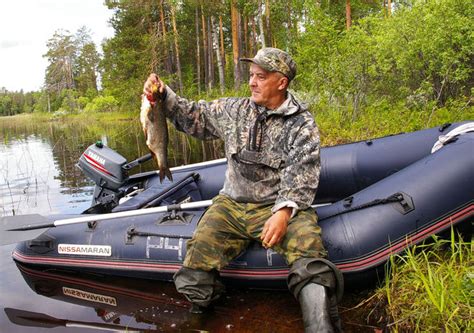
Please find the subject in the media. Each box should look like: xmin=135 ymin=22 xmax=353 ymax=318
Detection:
xmin=183 ymin=194 xmax=327 ymax=270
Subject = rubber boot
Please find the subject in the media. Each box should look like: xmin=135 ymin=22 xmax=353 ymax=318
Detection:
xmin=189 ymin=303 xmax=208 ymax=314
xmin=329 ymin=293 xmax=343 ymax=332
xmin=298 ymin=283 xmax=334 ymax=333
xmin=174 ymin=267 xmax=224 ymax=312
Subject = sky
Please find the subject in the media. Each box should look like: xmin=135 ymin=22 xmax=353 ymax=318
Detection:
xmin=0 ymin=0 xmax=115 ymax=92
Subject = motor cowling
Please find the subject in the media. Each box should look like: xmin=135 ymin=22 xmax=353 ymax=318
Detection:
xmin=77 ymin=142 xmax=128 ymax=191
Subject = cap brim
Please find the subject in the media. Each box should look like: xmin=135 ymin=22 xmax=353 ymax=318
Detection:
xmin=239 ymin=58 xmax=275 ymax=73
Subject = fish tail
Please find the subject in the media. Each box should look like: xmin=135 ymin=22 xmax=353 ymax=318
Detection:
xmin=159 ymin=167 xmax=173 ymax=183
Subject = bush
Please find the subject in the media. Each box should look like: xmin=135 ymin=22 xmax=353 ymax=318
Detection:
xmin=294 ymin=0 xmax=473 ymax=117
xmin=77 ymin=96 xmax=90 ymax=111
xmin=84 ymin=95 xmax=119 ymax=113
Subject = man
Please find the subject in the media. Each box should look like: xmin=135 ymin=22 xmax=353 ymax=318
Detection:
xmin=143 ymin=47 xmax=343 ymax=332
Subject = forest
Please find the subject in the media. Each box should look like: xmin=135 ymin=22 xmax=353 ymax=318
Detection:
xmin=1 ymin=0 xmax=472 ymax=128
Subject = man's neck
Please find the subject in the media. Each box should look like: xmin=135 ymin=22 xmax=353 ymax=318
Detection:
xmin=257 ymin=92 xmax=288 ymax=110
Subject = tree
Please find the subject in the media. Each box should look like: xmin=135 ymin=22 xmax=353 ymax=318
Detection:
xmin=219 ymin=15 xmax=226 ymax=69
xmin=76 ymin=42 xmax=100 ymax=97
xmin=195 ymin=6 xmax=202 ymax=95
xmin=231 ymin=0 xmax=242 ymax=89
xmin=170 ymin=2 xmax=184 ymax=94
xmin=159 ymin=0 xmax=173 ymax=74
xmin=101 ymin=1 xmax=152 ymax=107
xmin=257 ymin=0 xmax=266 ymax=48
xmin=346 ymin=0 xmax=352 ymax=30
xmin=43 ymin=29 xmax=78 ymax=112
xmin=212 ymin=15 xmax=226 ymax=93
xmin=201 ymin=4 xmax=210 ymax=91
xmin=42 ymin=27 xmax=101 ymax=112
xmin=207 ymin=15 xmax=215 ymax=91
xmin=264 ymin=0 xmax=272 ymax=46
xmin=44 ymin=29 xmax=76 ymax=94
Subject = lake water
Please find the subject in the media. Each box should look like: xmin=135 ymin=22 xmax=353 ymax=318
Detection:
xmin=0 ymin=116 xmax=372 ymax=332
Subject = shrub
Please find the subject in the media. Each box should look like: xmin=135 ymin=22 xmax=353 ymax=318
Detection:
xmin=84 ymin=95 xmax=119 ymax=113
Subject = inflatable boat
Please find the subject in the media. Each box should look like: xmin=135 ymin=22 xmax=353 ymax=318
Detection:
xmin=6 ymin=122 xmax=474 ymax=288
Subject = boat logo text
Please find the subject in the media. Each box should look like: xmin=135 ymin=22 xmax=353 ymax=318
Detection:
xmin=58 ymin=244 xmax=112 ymax=256
xmin=87 ymin=150 xmax=106 ymax=165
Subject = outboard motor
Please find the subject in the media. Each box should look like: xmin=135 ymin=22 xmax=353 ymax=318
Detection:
xmin=77 ymin=141 xmax=152 ymax=213
xmin=78 ymin=141 xmax=128 ymax=190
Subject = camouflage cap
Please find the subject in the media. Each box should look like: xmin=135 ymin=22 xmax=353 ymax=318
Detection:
xmin=240 ymin=47 xmax=296 ymax=81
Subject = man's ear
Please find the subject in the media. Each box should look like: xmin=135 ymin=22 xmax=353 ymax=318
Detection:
xmin=278 ymin=76 xmax=289 ymax=91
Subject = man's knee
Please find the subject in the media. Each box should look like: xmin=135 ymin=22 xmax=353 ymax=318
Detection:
xmin=287 ymin=257 xmax=344 ymax=302
xmin=174 ymin=267 xmax=225 ymax=308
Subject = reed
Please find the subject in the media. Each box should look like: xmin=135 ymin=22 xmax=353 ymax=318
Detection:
xmin=379 ymin=230 xmax=472 ymax=332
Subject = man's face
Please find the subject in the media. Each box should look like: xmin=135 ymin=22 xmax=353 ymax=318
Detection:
xmin=249 ymin=64 xmax=287 ymax=109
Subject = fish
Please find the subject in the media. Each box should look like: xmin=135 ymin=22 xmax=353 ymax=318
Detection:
xmin=140 ymin=91 xmax=173 ymax=183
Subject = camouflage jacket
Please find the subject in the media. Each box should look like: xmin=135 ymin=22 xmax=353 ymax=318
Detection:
xmin=163 ymin=86 xmax=321 ymax=214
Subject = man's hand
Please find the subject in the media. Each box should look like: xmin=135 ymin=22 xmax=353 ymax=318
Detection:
xmin=143 ymin=73 xmax=166 ymax=103
xmin=260 ymin=207 xmax=292 ymax=248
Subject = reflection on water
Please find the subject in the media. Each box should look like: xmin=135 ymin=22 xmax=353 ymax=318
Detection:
xmin=8 ymin=263 xmax=304 ymax=332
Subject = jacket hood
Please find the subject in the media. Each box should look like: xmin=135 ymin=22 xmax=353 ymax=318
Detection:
xmin=256 ymin=91 xmax=307 ymax=117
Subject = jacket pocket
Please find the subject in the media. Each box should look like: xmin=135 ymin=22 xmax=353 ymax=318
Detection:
xmin=237 ymin=149 xmax=283 ymax=169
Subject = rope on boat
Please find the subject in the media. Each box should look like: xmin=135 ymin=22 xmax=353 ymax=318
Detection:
xmin=320 ymin=192 xmax=412 ymax=221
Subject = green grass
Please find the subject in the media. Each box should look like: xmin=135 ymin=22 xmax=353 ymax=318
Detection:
xmin=377 ymin=230 xmax=473 ymax=332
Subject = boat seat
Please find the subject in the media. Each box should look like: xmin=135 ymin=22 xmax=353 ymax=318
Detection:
xmin=112 ymin=172 xmax=202 ymax=212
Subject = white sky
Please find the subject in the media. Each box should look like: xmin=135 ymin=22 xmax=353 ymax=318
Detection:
xmin=0 ymin=0 xmax=115 ymax=92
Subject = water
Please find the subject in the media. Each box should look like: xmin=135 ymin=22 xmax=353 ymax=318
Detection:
xmin=0 ymin=117 xmax=371 ymax=332
xmin=0 ymin=134 xmax=94 ymax=216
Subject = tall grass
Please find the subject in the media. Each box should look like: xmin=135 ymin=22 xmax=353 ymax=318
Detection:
xmin=380 ymin=230 xmax=473 ymax=332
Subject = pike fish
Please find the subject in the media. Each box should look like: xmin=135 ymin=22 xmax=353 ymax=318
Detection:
xmin=140 ymin=93 xmax=173 ymax=182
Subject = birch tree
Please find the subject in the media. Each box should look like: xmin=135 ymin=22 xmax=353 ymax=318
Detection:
xmin=212 ymin=15 xmax=225 ymax=94
xmin=207 ymin=16 xmax=215 ymax=90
